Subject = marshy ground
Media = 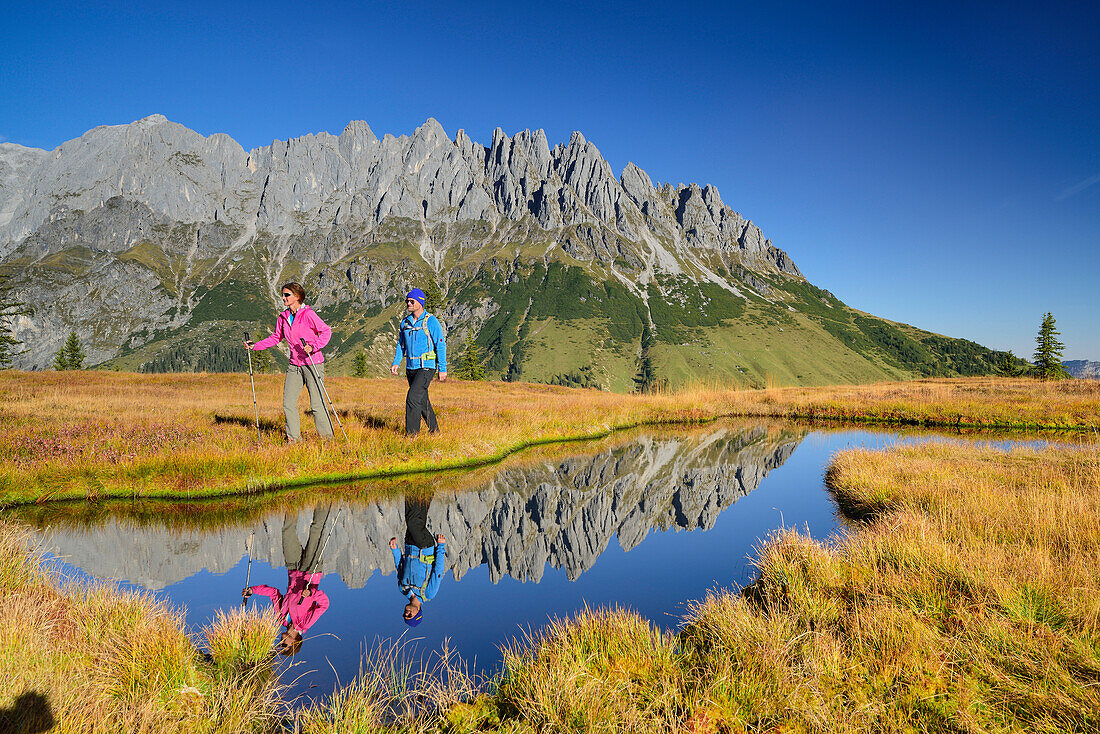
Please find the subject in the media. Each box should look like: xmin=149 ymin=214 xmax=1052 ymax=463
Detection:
xmin=1 ymin=374 xmax=1098 ymax=731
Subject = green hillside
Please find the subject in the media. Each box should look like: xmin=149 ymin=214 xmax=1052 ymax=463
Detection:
xmin=75 ymin=229 xmax=1007 ymax=390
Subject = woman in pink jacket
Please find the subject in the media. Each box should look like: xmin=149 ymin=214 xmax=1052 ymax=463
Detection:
xmin=244 ymin=282 xmax=334 ymax=442
xmin=242 ymin=503 xmax=332 ymax=655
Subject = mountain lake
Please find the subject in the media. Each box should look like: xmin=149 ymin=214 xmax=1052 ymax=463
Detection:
xmin=11 ymin=420 xmax=1075 ymax=705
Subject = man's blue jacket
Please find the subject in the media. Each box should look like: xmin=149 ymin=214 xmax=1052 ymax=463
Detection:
xmin=393 ymin=312 xmax=447 ymax=372
xmin=392 ymin=542 xmax=446 ymax=602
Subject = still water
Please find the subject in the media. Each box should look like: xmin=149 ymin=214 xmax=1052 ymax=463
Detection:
xmin=17 ymin=421 xmax=1052 ymax=702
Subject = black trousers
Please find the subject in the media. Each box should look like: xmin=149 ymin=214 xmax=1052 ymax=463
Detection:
xmin=405 ymin=368 xmax=438 ymax=435
xmin=404 ymin=496 xmax=434 ymax=549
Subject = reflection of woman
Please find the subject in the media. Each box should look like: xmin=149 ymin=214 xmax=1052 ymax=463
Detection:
xmin=244 ymin=282 xmax=334 ymax=442
xmin=242 ymin=503 xmax=332 ymax=654
xmin=389 ymin=496 xmax=446 ymax=626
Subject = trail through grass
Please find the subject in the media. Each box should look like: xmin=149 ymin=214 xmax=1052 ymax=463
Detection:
xmin=2 ymin=372 xmax=1097 ymax=507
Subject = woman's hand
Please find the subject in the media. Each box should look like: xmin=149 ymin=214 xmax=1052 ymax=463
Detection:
xmin=242 ymin=587 xmax=253 ymax=599
xmin=303 ymin=343 xmax=314 ymax=355
xmin=243 ymin=340 xmax=254 ymax=349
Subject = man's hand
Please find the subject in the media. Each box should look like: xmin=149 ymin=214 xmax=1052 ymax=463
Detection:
xmin=242 ymin=588 xmax=252 ymax=599
xmin=436 ymin=533 xmax=446 ymax=543
xmin=390 ymin=364 xmax=400 ymax=376
xmin=438 ymin=371 xmax=448 ymax=382
xmin=389 ymin=537 xmax=398 ymax=549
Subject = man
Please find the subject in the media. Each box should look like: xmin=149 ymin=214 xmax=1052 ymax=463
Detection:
xmin=390 ymin=288 xmax=447 ymax=436
xmin=389 ymin=495 xmax=446 ymax=626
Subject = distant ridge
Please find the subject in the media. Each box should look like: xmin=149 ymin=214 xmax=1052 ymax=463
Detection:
xmin=1064 ymin=360 xmax=1100 ymax=379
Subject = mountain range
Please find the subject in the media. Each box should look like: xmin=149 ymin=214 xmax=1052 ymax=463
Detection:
xmin=0 ymin=115 xmax=1007 ymax=388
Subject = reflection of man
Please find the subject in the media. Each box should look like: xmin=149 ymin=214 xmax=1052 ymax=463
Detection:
xmin=243 ymin=503 xmax=332 ymax=654
xmin=389 ymin=496 xmax=446 ymax=626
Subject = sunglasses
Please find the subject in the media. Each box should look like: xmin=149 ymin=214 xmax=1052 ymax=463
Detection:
xmin=282 ymin=293 xmax=293 ymax=298
xmin=406 ymin=299 xmax=417 ymax=304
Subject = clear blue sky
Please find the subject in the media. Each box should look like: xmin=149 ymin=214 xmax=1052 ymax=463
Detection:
xmin=2 ymin=1 xmax=1097 ymax=358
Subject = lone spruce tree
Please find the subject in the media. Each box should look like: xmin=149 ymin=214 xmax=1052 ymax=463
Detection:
xmin=633 ymin=322 xmax=655 ymax=393
xmin=53 ymin=331 xmax=86 ymax=371
xmin=353 ymin=352 xmax=368 ymax=378
xmin=0 ymin=274 xmax=33 ymax=369
xmin=1032 ymin=312 xmax=1067 ymax=380
xmin=456 ymin=332 xmax=485 ymax=380
xmin=424 ymin=281 xmax=443 ymax=314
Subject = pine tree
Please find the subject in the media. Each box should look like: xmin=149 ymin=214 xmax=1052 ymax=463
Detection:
xmin=252 ymin=347 xmax=272 ymax=374
xmin=993 ymin=350 xmax=1022 ymax=377
xmin=353 ymin=352 xmax=368 ymax=378
xmin=53 ymin=331 xmax=86 ymax=371
xmin=424 ymin=280 xmax=443 ymax=314
xmin=0 ymin=274 xmax=33 ymax=369
xmin=456 ymin=332 xmax=485 ymax=380
xmin=633 ymin=321 xmax=655 ymax=393
xmin=1033 ymin=312 xmax=1067 ymax=380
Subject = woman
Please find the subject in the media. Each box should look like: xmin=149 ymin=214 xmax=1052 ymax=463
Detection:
xmin=245 ymin=282 xmax=334 ymax=442
xmin=242 ymin=503 xmax=332 ymax=655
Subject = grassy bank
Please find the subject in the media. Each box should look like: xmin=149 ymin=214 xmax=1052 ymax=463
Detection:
xmin=0 ymin=522 xmax=286 ymax=733
xmin=3 ymin=433 xmax=1097 ymax=730
xmin=2 ymin=371 xmax=1097 ymax=507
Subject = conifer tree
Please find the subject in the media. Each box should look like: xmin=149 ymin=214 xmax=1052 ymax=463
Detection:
xmin=0 ymin=274 xmax=33 ymax=369
xmin=993 ymin=350 xmax=1022 ymax=377
xmin=353 ymin=352 xmax=368 ymax=378
xmin=252 ymin=347 xmax=272 ymax=375
xmin=424 ymin=280 xmax=443 ymax=314
xmin=1033 ymin=312 xmax=1067 ymax=380
xmin=53 ymin=331 xmax=86 ymax=371
xmin=456 ymin=332 xmax=485 ymax=380
xmin=633 ymin=322 xmax=655 ymax=393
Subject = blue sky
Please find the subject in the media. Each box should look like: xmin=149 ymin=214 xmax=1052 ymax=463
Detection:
xmin=2 ymin=1 xmax=1097 ymax=358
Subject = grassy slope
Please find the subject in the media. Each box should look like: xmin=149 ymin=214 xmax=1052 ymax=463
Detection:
xmin=78 ymin=235 xmax=1005 ymax=390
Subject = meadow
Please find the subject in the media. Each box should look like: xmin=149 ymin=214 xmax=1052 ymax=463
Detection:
xmin=3 ymin=417 xmax=1096 ymax=731
xmin=1 ymin=371 xmax=1097 ymax=507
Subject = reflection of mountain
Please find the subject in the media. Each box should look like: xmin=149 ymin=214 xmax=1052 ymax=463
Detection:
xmin=34 ymin=425 xmax=804 ymax=590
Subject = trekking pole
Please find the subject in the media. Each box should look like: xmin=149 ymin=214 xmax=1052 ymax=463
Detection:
xmin=315 ymin=506 xmax=343 ymax=573
xmin=300 ymin=337 xmax=349 ymax=445
xmin=242 ymin=530 xmax=254 ymax=609
xmin=244 ymin=333 xmax=261 ymax=444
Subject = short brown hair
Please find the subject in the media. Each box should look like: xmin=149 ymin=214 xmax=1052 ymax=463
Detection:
xmin=281 ymin=282 xmax=306 ymax=303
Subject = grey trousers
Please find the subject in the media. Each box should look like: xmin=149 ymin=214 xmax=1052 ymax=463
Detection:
xmin=284 ymin=362 xmax=335 ymax=441
xmin=282 ymin=503 xmax=332 ymax=574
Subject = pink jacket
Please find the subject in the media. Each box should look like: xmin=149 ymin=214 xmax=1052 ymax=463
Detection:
xmin=249 ymin=570 xmax=330 ymax=633
xmin=251 ymin=305 xmax=331 ymax=366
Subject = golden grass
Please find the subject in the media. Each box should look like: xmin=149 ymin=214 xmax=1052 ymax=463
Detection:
xmin=1 ymin=371 xmax=1097 ymax=507
xmin=4 ymin=418 xmax=1099 ymax=730
xmin=0 ymin=520 xmax=288 ymax=733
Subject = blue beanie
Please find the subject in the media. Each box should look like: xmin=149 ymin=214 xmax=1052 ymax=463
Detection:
xmin=406 ymin=288 xmax=426 ymax=306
